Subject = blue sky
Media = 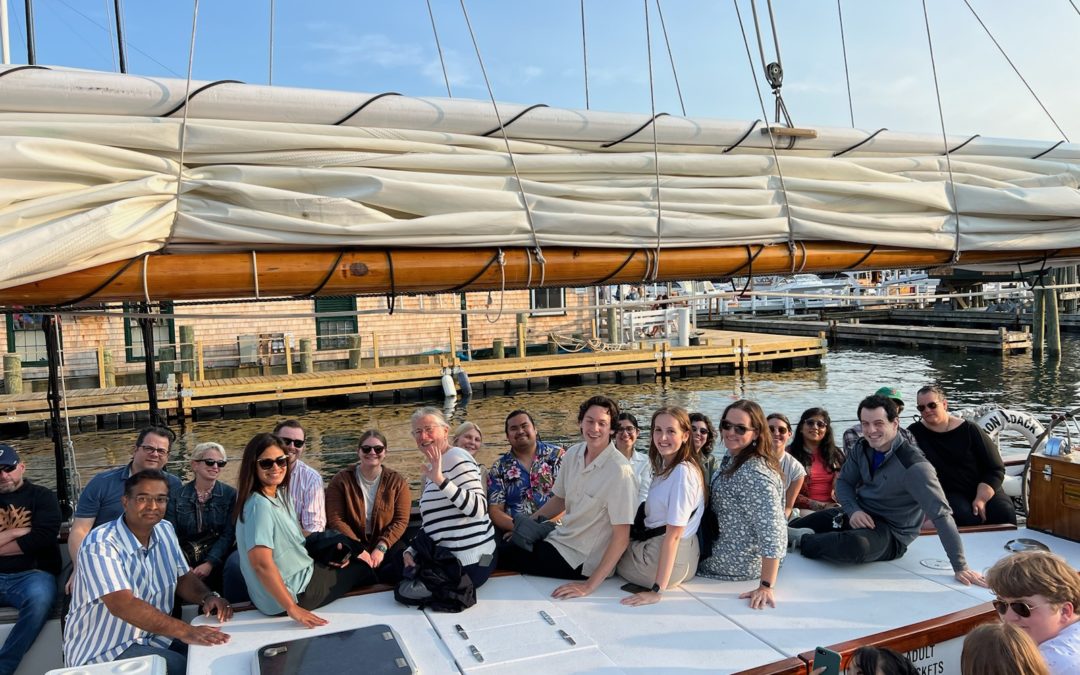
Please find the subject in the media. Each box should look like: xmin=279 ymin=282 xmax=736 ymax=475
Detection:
xmin=3 ymin=0 xmax=1077 ymax=142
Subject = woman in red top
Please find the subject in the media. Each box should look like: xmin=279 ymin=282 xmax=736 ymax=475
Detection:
xmin=787 ymin=408 xmax=844 ymax=514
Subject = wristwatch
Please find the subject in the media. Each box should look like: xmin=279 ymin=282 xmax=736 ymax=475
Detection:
xmin=375 ymin=542 xmax=389 ymax=553
xmin=759 ymin=579 xmax=772 ymax=589
xmin=201 ymin=591 xmax=222 ymax=605
xmin=650 ymin=583 xmax=662 ymax=594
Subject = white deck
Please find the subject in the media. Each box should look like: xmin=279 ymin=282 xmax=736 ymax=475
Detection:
xmin=189 ymin=529 xmax=1080 ymax=674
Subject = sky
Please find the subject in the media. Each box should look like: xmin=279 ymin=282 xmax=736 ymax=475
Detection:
xmin=2 ymin=0 xmax=1078 ymax=142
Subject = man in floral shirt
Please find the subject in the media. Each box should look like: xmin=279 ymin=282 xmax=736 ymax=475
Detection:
xmin=487 ymin=410 xmax=565 ymax=536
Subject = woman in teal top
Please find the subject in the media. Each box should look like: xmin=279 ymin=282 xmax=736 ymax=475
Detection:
xmin=234 ymin=433 xmax=369 ymax=627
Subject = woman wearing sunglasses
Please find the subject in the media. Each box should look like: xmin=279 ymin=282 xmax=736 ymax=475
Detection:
xmin=698 ymin=400 xmax=786 ymax=609
xmin=173 ymin=442 xmax=236 ymax=592
xmin=688 ymin=413 xmax=718 ymax=483
xmin=234 ymin=433 xmax=369 ymax=627
xmin=766 ymin=413 xmax=806 ymax=520
xmin=325 ymin=430 xmax=412 ymax=583
xmin=788 ymin=408 xmax=844 ymax=515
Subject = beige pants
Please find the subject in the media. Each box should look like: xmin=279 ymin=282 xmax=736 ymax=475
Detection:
xmin=616 ymin=533 xmax=700 ymax=589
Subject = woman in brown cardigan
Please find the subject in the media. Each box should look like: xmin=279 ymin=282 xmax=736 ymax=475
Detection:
xmin=325 ymin=429 xmax=412 ymax=584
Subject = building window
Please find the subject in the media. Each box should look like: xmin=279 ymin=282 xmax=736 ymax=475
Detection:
xmin=124 ymin=302 xmax=176 ymax=362
xmin=315 ymin=297 xmax=357 ymax=350
xmin=530 ymin=288 xmax=566 ymax=316
xmin=5 ymin=313 xmax=53 ymax=366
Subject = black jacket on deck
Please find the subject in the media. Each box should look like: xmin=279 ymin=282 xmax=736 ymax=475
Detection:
xmin=395 ymin=529 xmax=476 ymax=613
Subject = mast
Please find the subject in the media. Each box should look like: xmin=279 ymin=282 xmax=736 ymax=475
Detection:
xmin=23 ymin=0 xmax=34 ymax=65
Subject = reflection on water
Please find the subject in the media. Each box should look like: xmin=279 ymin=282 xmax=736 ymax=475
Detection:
xmin=9 ymin=335 xmax=1080 ymax=491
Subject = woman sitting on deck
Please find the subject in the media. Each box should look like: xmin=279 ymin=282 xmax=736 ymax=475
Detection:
xmin=325 ymin=429 xmax=412 ymax=584
xmin=234 ymin=433 xmax=372 ymax=627
xmin=689 ymin=412 xmax=719 ymax=482
xmin=617 ymin=406 xmax=704 ymax=606
xmin=766 ymin=413 xmax=806 ymax=520
xmin=175 ymin=442 xmax=237 ymax=593
xmin=452 ymin=421 xmax=487 ymax=488
xmin=698 ymin=400 xmax=786 ymax=609
xmin=788 ymin=408 xmax=844 ymax=515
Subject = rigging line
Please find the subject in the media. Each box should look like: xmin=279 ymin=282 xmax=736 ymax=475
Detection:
xmin=655 ymin=0 xmax=686 ymax=117
xmin=836 ymin=0 xmax=854 ymax=127
xmin=458 ymin=0 xmax=547 ymax=284
xmin=268 ymin=0 xmax=274 ymax=85
xmin=113 ymin=0 xmax=126 ymax=73
xmin=169 ymin=0 xmax=200 ymax=256
xmin=425 ymin=0 xmax=452 ymax=98
xmin=484 ymin=249 xmax=507 ymax=323
xmin=921 ymin=0 xmax=962 ymax=264
xmin=580 ymin=0 xmax=589 ymax=109
xmin=333 ymin=92 xmax=402 ymax=126
xmin=1072 ymin=0 xmax=1080 ymax=18
xmin=732 ymin=0 xmax=795 ymax=262
xmin=644 ymin=0 xmax=663 ymax=281
xmin=51 ymin=315 xmax=78 ymax=500
xmin=50 ymin=0 xmax=181 ymax=76
xmin=747 ymin=0 xmax=770 ymax=78
xmin=102 ymin=0 xmax=117 ymax=71
xmin=962 ymin=0 xmax=1069 ymax=142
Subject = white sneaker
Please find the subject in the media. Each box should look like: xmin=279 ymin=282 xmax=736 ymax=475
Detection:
xmin=787 ymin=527 xmax=815 ymax=550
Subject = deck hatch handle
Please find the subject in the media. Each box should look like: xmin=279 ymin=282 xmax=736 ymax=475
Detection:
xmin=455 ymin=624 xmax=468 ymax=639
xmin=539 ymin=610 xmax=555 ymax=625
xmin=558 ymin=629 xmax=576 ymax=645
xmin=262 ymin=646 xmax=287 ymax=657
xmin=469 ymin=645 xmax=484 ymax=662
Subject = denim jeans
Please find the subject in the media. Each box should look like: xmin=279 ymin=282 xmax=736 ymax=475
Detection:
xmin=117 ymin=639 xmax=187 ymax=675
xmin=0 ymin=570 xmax=56 ymax=675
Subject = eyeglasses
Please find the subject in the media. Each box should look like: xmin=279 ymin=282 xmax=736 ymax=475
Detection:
xmin=256 ymin=456 xmax=289 ymax=470
xmin=992 ymin=599 xmax=1047 ymax=618
xmin=137 ymin=445 xmax=169 ymax=455
xmin=691 ymin=427 xmax=710 ymax=435
xmin=199 ymin=459 xmax=227 ymax=468
xmin=132 ymin=495 xmax=169 ymax=506
xmin=360 ymin=444 xmax=386 ymax=454
xmin=615 ymin=426 xmax=638 ymax=435
xmin=411 ymin=425 xmax=441 ymax=437
xmin=916 ymin=401 xmax=940 ymax=412
xmin=720 ymin=421 xmax=753 ymax=435
xmin=768 ymin=425 xmax=791 ymax=435
xmin=279 ymin=437 xmax=305 ymax=448
xmin=804 ymin=420 xmax=828 ymax=430
xmin=0 ymin=464 xmax=17 ymax=474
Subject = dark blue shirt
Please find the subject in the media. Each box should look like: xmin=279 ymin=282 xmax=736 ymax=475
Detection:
xmin=74 ymin=463 xmax=182 ymax=527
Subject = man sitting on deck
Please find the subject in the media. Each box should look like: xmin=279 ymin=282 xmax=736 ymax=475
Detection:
xmin=66 ymin=426 xmax=183 ymax=591
xmin=987 ymin=550 xmax=1080 ymax=675
xmin=273 ymin=420 xmax=325 ymax=536
xmin=0 ymin=444 xmax=61 ymax=675
xmin=792 ymin=394 xmax=986 ymax=587
xmin=487 ymin=410 xmax=565 ymax=538
xmin=63 ymin=470 xmax=232 ymax=675
xmin=841 ymin=386 xmax=918 ymax=454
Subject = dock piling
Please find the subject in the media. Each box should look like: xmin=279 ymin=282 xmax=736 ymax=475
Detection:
xmin=1047 ymin=288 xmax=1062 ymax=356
xmin=1033 ymin=288 xmax=1046 ymax=358
xmin=179 ymin=325 xmax=195 ymax=379
xmin=347 ymin=335 xmax=362 ymax=369
xmin=299 ymin=338 xmax=313 ymax=373
xmin=3 ymin=354 xmax=22 ymax=394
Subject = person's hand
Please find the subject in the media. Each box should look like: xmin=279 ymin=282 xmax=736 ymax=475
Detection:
xmin=955 ymin=568 xmax=987 ymax=587
xmin=328 ymin=543 xmax=351 ymax=569
xmin=180 ymin=624 xmax=231 ymax=646
xmin=620 ymin=591 xmax=661 ymax=607
xmin=65 ymin=575 xmax=74 ymax=594
xmin=502 ymin=531 xmax=514 ymax=542
xmin=971 ymin=497 xmax=989 ymax=523
xmin=8 ymin=527 xmax=30 ymax=538
xmin=551 ymin=580 xmax=596 ymax=600
xmin=286 ymin=604 xmax=328 ymax=628
xmin=849 ymin=510 xmax=875 ymax=529
xmin=403 ymin=551 xmax=415 ymax=569
xmin=202 ymin=595 xmax=233 ymax=622
xmin=739 ymin=585 xmax=776 ymax=610
xmin=193 ymin=562 xmax=213 ymax=578
xmin=370 ymin=548 xmax=385 ymax=568
xmin=420 ymin=445 xmax=444 ymax=485
xmin=357 ymin=550 xmax=374 ymax=567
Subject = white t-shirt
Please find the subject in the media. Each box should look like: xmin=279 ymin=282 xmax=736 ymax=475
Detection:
xmin=355 ymin=467 xmax=381 ymax=535
xmin=630 ymin=451 xmax=653 ymax=505
xmin=1041 ymin=619 xmax=1080 ymax=675
xmin=778 ymin=452 xmax=806 ymax=493
xmin=643 ymin=461 xmax=704 ymax=538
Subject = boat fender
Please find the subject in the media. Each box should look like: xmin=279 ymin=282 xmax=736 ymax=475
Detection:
xmin=976 ymin=409 xmax=1046 ymax=453
xmin=454 ymin=366 xmax=473 ymax=398
xmin=441 ymin=369 xmax=457 ymax=398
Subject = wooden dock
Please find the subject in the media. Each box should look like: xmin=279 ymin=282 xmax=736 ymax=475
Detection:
xmin=0 ymin=331 xmax=825 ymax=428
xmin=703 ymin=317 xmax=1031 ymax=354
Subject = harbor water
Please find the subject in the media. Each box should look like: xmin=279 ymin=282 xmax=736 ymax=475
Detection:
xmin=6 ymin=336 xmax=1080 ymax=492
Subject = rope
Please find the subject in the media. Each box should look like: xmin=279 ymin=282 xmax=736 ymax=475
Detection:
xmin=836 ymin=0 xmax=854 ymax=127
xmin=580 ymin=0 xmax=590 ymax=109
xmin=1032 ymin=140 xmax=1065 ymax=160
xmin=962 ymin=0 xmax=1069 ymax=142
xmin=723 ymin=119 xmax=762 ymax=152
xmin=333 ymin=92 xmax=403 ymax=126
xmin=832 ymin=128 xmax=887 ymax=157
xmin=600 ymin=113 xmax=671 ymax=149
xmin=58 ymin=254 xmax=142 ymax=307
xmin=1071 ymin=0 xmax=1080 ymax=18
xmin=0 ymin=64 xmax=50 ymax=79
xmin=484 ymin=249 xmax=507 ymax=323
xmin=644 ymin=0 xmax=663 ymax=281
xmin=655 ymin=0 xmax=686 ymax=116
xmin=459 ymin=0 xmax=546 ymax=284
xmin=945 ymin=134 xmax=980 ymax=155
xmin=384 ymin=250 xmax=396 ymax=314
xmin=51 ymin=316 xmax=79 ymax=507
xmin=159 ymin=79 xmax=242 ymax=118
xmin=592 ymin=250 xmax=639 ymax=286
xmin=426 ymin=0 xmax=452 ymax=97
xmin=921 ymin=0 xmax=963 ymax=264
xmin=168 ymin=0 xmax=200 ymax=255
xmin=449 ymin=250 xmax=502 ymax=291
xmin=251 ymin=251 xmax=261 ymax=299
xmin=480 ymin=103 xmax=549 ymax=137
xmin=294 ymin=251 xmax=344 ymax=299
xmin=268 ymin=0 xmax=275 ymax=85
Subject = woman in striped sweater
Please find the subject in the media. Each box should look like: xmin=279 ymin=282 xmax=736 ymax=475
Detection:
xmin=404 ymin=407 xmax=497 ymax=589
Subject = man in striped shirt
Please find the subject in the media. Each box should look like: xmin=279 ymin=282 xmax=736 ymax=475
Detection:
xmin=63 ymin=470 xmax=232 ymax=674
xmin=274 ymin=420 xmax=326 ymax=535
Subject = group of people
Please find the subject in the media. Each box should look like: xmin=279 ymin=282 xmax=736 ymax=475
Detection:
xmin=0 ymin=379 xmax=1073 ymax=674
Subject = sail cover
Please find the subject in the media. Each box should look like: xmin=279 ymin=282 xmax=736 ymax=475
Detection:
xmin=2 ymin=66 xmax=1080 ymax=291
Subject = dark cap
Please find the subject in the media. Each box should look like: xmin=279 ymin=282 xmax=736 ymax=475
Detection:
xmin=0 ymin=444 xmax=20 ymax=465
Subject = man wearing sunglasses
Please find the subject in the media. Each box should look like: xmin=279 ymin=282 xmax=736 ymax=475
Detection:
xmin=67 ymin=426 xmax=183 ymax=593
xmin=908 ymin=384 xmax=1015 ymax=527
xmin=0 ymin=444 xmax=61 ymax=675
xmin=986 ymin=550 xmax=1080 ymax=674
xmin=272 ymin=420 xmax=325 ymax=536
xmin=796 ymin=395 xmax=986 ymax=588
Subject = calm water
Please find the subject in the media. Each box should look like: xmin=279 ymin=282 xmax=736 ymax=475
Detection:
xmin=9 ymin=336 xmax=1080 ymax=493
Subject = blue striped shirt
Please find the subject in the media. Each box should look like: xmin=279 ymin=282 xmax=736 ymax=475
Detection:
xmin=63 ymin=516 xmax=189 ymax=666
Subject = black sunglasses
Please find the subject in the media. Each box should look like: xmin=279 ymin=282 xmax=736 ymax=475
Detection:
xmin=992 ymin=599 xmax=1046 ymax=618
xmin=916 ymin=401 xmax=940 ymax=412
xmin=280 ymin=438 xmax=305 ymax=448
xmin=720 ymin=420 xmax=753 ymax=435
xmin=0 ymin=464 xmax=17 ymax=474
xmin=200 ymin=459 xmax=227 ymax=468
xmin=360 ymin=444 xmax=386 ymax=454
xmin=256 ymin=456 xmax=289 ymax=470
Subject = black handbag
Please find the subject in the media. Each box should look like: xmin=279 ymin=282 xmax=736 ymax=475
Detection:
xmin=180 ymin=530 xmax=219 ymax=567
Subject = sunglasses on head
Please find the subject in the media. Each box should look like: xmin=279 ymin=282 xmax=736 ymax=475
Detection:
xmin=359 ymin=444 xmax=386 ymax=454
xmin=0 ymin=464 xmax=17 ymax=474
xmin=199 ymin=459 xmax=227 ymax=468
xmin=280 ymin=437 xmax=305 ymax=448
xmin=992 ymin=599 xmax=1046 ymax=618
xmin=256 ymin=456 xmax=289 ymax=470
xmin=720 ymin=420 xmax=753 ymax=435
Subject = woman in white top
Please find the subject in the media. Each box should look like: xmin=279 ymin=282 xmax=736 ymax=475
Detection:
xmin=614 ymin=412 xmax=653 ymax=505
xmin=617 ymin=406 xmax=705 ymax=606
xmin=766 ymin=413 xmax=807 ymax=519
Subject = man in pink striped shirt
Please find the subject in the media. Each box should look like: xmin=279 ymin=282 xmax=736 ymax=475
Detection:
xmin=273 ymin=420 xmax=325 ymax=535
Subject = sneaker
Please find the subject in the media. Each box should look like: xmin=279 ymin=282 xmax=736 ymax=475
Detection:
xmin=397 ymin=579 xmax=433 ymax=601
xmin=787 ymin=527 xmax=815 ymax=550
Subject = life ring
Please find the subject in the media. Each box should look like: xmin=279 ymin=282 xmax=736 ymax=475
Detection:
xmin=976 ymin=408 xmax=1046 ymax=454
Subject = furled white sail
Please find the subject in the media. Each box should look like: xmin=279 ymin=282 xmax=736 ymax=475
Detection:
xmin=2 ymin=66 xmax=1079 ymax=291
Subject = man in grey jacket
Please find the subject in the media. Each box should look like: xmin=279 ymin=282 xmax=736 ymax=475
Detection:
xmin=794 ymin=394 xmax=986 ymax=587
